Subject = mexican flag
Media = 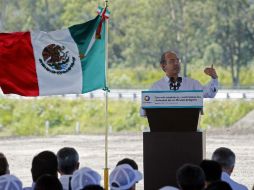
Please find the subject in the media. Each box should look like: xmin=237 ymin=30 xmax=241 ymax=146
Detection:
xmin=0 ymin=13 xmax=107 ymax=96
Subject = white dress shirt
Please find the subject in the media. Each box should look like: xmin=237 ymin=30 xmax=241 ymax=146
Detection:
xmin=59 ymin=175 xmax=72 ymax=190
xmin=221 ymin=172 xmax=248 ymax=190
xmin=150 ymin=76 xmax=218 ymax=98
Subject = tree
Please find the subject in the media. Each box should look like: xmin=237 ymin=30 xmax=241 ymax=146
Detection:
xmin=1 ymin=0 xmax=65 ymax=32
xmin=207 ymin=0 xmax=254 ymax=86
xmin=1 ymin=0 xmax=254 ymax=87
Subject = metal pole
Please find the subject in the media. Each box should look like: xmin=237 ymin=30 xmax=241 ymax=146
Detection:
xmin=104 ymin=1 xmax=109 ymax=189
xmin=45 ymin=120 xmax=49 ymax=136
xmin=75 ymin=121 xmax=80 ymax=134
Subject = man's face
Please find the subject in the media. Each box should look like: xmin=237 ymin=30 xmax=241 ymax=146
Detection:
xmin=161 ymin=52 xmax=181 ymax=77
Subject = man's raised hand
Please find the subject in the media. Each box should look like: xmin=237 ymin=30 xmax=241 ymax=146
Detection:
xmin=204 ymin=64 xmax=218 ymax=79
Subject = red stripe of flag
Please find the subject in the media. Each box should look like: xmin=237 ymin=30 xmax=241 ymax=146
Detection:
xmin=0 ymin=32 xmax=39 ymax=96
xmin=96 ymin=8 xmax=107 ymax=39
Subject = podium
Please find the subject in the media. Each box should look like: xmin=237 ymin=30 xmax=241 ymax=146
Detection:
xmin=142 ymin=91 xmax=205 ymax=190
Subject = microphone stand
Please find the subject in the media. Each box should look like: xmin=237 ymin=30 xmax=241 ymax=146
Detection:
xmin=169 ymin=77 xmax=182 ymax=91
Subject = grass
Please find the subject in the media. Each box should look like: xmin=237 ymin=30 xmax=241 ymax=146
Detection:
xmin=0 ymin=97 xmax=253 ymax=136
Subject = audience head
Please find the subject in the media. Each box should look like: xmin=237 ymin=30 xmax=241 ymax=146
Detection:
xmin=176 ymin=163 xmax=205 ymax=190
xmin=0 ymin=153 xmax=9 ymax=176
xmin=31 ymin=150 xmax=58 ymax=182
xmin=211 ymin=147 xmax=235 ymax=174
xmin=81 ymin=184 xmax=104 ymax=190
xmin=57 ymin=147 xmax=79 ymax=175
xmin=0 ymin=174 xmax=22 ymax=190
xmin=200 ymin=159 xmax=222 ymax=186
xmin=71 ymin=167 xmax=101 ymax=190
xmin=110 ymin=164 xmax=142 ymax=190
xmin=34 ymin=174 xmax=63 ymax=190
xmin=116 ymin=158 xmax=139 ymax=170
xmin=206 ymin=181 xmax=232 ymax=190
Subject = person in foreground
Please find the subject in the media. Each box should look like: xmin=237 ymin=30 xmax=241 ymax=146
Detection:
xmin=23 ymin=150 xmax=58 ymax=190
xmin=109 ymin=164 xmax=142 ymax=190
xmin=57 ymin=147 xmax=80 ymax=190
xmin=71 ymin=167 xmax=101 ymax=190
xmin=34 ymin=174 xmax=62 ymax=190
xmin=211 ymin=147 xmax=248 ymax=190
xmin=151 ymin=50 xmax=218 ymax=97
xmin=176 ymin=164 xmax=205 ymax=190
xmin=199 ymin=159 xmax=222 ymax=188
xmin=205 ymin=181 xmax=232 ymax=190
xmin=81 ymin=185 xmax=104 ymax=190
xmin=116 ymin=158 xmax=139 ymax=171
xmin=0 ymin=174 xmax=23 ymax=190
xmin=0 ymin=153 xmax=10 ymax=176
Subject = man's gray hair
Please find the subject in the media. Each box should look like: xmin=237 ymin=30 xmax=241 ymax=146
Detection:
xmin=211 ymin=147 xmax=235 ymax=169
xmin=57 ymin=147 xmax=79 ymax=175
xmin=160 ymin=50 xmax=179 ymax=64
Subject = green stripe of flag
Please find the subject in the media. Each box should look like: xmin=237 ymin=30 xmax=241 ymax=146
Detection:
xmin=69 ymin=15 xmax=106 ymax=93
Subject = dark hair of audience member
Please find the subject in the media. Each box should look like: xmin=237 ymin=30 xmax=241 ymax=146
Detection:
xmin=0 ymin=153 xmax=9 ymax=176
xmin=31 ymin=150 xmax=58 ymax=182
xmin=57 ymin=147 xmax=79 ymax=175
xmin=116 ymin=158 xmax=138 ymax=170
xmin=34 ymin=174 xmax=63 ymax=190
xmin=206 ymin=181 xmax=232 ymax=190
xmin=81 ymin=184 xmax=104 ymax=190
xmin=176 ymin=163 xmax=205 ymax=190
xmin=200 ymin=160 xmax=222 ymax=183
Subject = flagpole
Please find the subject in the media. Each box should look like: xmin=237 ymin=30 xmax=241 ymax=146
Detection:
xmin=104 ymin=0 xmax=109 ymax=190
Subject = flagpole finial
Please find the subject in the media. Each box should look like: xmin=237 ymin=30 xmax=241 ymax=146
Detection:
xmin=104 ymin=0 xmax=108 ymax=8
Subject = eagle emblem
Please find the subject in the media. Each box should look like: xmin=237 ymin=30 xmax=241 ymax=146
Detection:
xmin=39 ymin=44 xmax=75 ymax=74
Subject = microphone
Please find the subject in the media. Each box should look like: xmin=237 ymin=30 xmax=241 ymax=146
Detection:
xmin=169 ymin=77 xmax=182 ymax=91
xmin=176 ymin=77 xmax=182 ymax=89
xmin=170 ymin=77 xmax=175 ymax=83
xmin=169 ymin=77 xmax=175 ymax=90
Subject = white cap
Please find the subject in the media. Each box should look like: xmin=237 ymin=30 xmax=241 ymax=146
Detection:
xmin=0 ymin=174 xmax=22 ymax=190
xmin=159 ymin=186 xmax=179 ymax=190
xmin=71 ymin=167 xmax=101 ymax=189
xmin=110 ymin=164 xmax=142 ymax=190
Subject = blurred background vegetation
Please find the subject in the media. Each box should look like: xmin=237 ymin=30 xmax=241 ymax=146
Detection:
xmin=1 ymin=0 xmax=254 ymax=88
xmin=1 ymin=0 xmax=254 ymax=136
xmin=0 ymin=98 xmax=254 ymax=136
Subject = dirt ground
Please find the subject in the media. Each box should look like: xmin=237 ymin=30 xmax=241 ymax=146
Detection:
xmin=1 ymin=130 xmax=254 ymax=189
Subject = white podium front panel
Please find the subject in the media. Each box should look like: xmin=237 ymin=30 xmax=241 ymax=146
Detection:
xmin=142 ymin=90 xmax=203 ymax=108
